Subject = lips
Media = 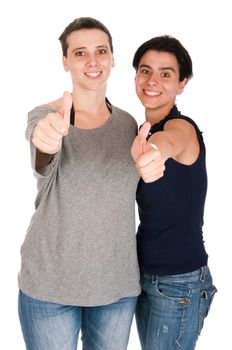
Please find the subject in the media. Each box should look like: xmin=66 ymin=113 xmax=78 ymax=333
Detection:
xmin=143 ymin=90 xmax=161 ymax=96
xmin=85 ymin=72 xmax=102 ymax=78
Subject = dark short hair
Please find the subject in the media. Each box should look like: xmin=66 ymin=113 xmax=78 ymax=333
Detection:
xmin=59 ymin=17 xmax=113 ymax=57
xmin=132 ymin=35 xmax=193 ymax=82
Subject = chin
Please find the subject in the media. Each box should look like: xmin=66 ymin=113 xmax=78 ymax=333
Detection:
xmin=140 ymin=100 xmax=157 ymax=109
xmin=138 ymin=95 xmax=156 ymax=108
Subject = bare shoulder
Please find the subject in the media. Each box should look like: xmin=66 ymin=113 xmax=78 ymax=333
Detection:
xmin=164 ymin=118 xmax=195 ymax=134
xmin=165 ymin=118 xmax=200 ymax=165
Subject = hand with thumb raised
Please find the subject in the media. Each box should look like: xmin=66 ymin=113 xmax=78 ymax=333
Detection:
xmin=32 ymin=91 xmax=72 ymax=154
xmin=131 ymin=122 xmax=151 ymax=161
xmin=59 ymin=91 xmax=72 ymax=127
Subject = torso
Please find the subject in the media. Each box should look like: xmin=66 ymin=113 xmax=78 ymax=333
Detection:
xmin=19 ymin=105 xmax=141 ymax=306
xmin=136 ymin=106 xmax=208 ymax=276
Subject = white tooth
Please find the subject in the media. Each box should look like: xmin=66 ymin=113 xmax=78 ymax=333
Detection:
xmin=145 ymin=91 xmax=160 ymax=96
xmin=86 ymin=72 xmax=100 ymax=77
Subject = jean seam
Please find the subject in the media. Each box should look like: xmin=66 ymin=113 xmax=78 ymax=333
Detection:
xmin=175 ymin=306 xmax=188 ymax=349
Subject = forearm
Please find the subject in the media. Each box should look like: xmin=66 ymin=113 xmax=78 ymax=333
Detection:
xmin=148 ymin=131 xmax=173 ymax=161
xmin=35 ymin=150 xmax=54 ymax=170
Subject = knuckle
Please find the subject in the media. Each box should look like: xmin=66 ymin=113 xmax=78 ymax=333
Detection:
xmin=47 ymin=112 xmax=56 ymax=119
xmin=39 ymin=118 xmax=46 ymax=127
xmin=37 ymin=119 xmax=42 ymax=126
xmin=32 ymin=137 xmax=38 ymax=147
xmin=62 ymin=127 xmax=69 ymax=136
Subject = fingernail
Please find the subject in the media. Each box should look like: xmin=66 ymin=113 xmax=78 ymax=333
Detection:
xmin=150 ymin=143 xmax=157 ymax=150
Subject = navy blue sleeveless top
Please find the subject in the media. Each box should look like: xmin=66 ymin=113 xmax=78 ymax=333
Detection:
xmin=136 ymin=106 xmax=208 ymax=275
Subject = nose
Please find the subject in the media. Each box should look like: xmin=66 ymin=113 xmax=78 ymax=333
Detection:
xmin=86 ymin=53 xmax=98 ymax=66
xmin=147 ymin=73 xmax=159 ymax=86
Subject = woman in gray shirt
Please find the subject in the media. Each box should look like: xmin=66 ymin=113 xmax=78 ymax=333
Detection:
xmin=18 ymin=17 xmax=161 ymax=350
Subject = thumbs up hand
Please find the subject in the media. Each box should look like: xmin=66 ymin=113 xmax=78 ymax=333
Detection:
xmin=131 ymin=122 xmax=165 ymax=183
xmin=32 ymin=92 xmax=72 ymax=154
xmin=58 ymin=91 xmax=72 ymax=128
xmin=131 ymin=122 xmax=151 ymax=162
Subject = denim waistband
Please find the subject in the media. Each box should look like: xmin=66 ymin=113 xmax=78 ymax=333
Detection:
xmin=143 ymin=266 xmax=210 ymax=283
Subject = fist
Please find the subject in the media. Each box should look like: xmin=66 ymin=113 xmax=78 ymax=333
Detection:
xmin=131 ymin=122 xmax=166 ymax=183
xmin=136 ymin=144 xmax=166 ymax=183
xmin=32 ymin=91 xmax=72 ymax=154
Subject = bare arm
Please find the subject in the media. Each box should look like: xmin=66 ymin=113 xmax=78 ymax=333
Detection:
xmin=131 ymin=118 xmax=199 ymax=183
xmin=148 ymin=118 xmax=199 ymax=165
xmin=35 ymin=151 xmax=54 ymax=170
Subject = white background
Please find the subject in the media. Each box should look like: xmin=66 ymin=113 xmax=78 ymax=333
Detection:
xmin=0 ymin=0 xmax=231 ymax=349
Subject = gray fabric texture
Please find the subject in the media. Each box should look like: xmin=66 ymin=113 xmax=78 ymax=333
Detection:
xmin=19 ymin=105 xmax=141 ymax=306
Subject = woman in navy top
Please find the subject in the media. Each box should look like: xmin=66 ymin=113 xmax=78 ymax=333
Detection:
xmin=131 ymin=36 xmax=217 ymax=350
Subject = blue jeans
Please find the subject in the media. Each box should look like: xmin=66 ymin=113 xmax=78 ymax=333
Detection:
xmin=18 ymin=290 xmax=137 ymax=350
xmin=136 ymin=266 xmax=217 ymax=350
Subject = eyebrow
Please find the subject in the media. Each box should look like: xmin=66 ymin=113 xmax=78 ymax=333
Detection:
xmin=139 ymin=64 xmax=176 ymax=73
xmin=72 ymin=45 xmax=109 ymax=52
xmin=160 ymin=66 xmax=176 ymax=73
xmin=139 ymin=64 xmax=151 ymax=69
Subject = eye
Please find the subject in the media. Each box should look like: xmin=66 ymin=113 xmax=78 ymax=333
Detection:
xmin=97 ymin=49 xmax=107 ymax=55
xmin=75 ymin=51 xmax=85 ymax=56
xmin=140 ymin=69 xmax=150 ymax=75
xmin=161 ymin=71 xmax=171 ymax=78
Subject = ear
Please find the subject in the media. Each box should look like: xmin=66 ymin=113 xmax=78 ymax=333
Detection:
xmin=111 ymin=55 xmax=115 ymax=68
xmin=177 ymin=77 xmax=188 ymax=95
xmin=62 ymin=56 xmax=69 ymax=72
xmin=134 ymin=72 xmax=137 ymax=83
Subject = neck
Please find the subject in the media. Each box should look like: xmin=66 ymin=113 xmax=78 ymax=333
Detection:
xmin=71 ymin=87 xmax=110 ymax=129
xmin=72 ymin=87 xmax=107 ymax=113
xmin=145 ymin=102 xmax=175 ymax=125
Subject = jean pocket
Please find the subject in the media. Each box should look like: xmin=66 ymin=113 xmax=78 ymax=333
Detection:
xmin=155 ymin=281 xmax=191 ymax=305
xmin=198 ymin=284 xmax=217 ymax=334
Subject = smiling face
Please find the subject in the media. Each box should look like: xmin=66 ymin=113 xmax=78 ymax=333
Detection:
xmin=63 ymin=29 xmax=114 ymax=92
xmin=135 ymin=50 xmax=187 ymax=120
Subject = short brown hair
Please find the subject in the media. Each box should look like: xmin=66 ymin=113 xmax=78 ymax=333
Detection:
xmin=59 ymin=17 xmax=113 ymax=57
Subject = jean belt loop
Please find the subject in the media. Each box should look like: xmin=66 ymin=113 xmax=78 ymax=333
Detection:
xmin=200 ymin=266 xmax=206 ymax=282
xmin=151 ymin=275 xmax=156 ymax=284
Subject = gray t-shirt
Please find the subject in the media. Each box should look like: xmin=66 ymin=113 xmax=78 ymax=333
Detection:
xmin=18 ymin=105 xmax=141 ymax=306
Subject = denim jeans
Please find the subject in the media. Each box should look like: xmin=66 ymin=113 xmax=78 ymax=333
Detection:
xmin=136 ymin=266 xmax=217 ymax=350
xmin=18 ymin=290 xmax=137 ymax=350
